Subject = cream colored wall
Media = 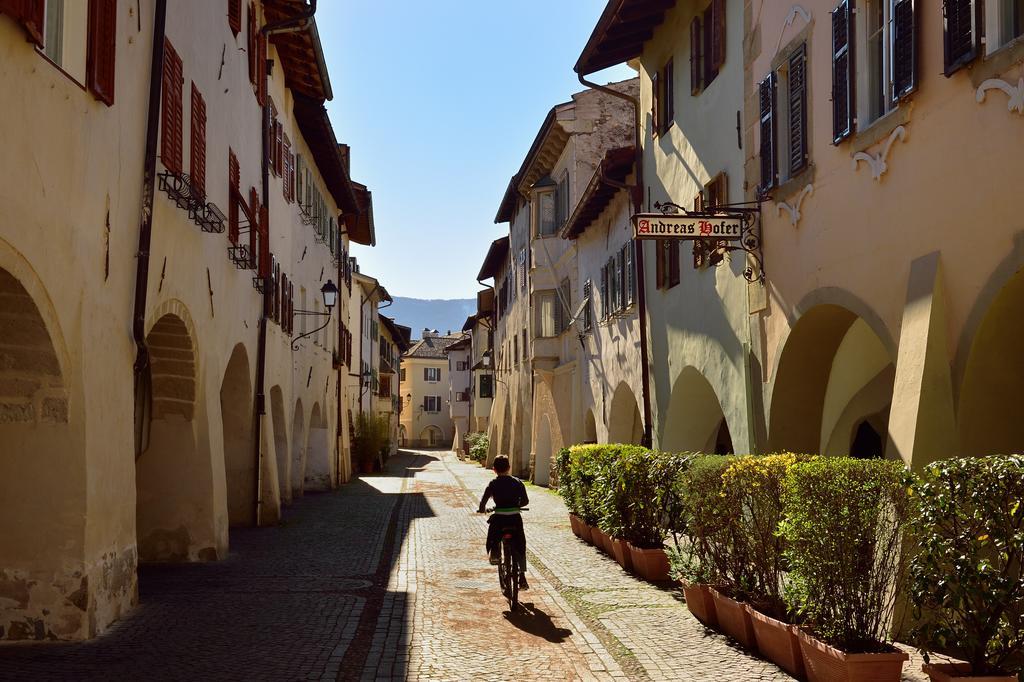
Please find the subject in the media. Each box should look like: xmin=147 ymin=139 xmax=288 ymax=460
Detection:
xmin=399 ymin=355 xmax=452 ymax=446
xmin=747 ymin=0 xmax=1024 ymax=464
xmin=639 ymin=0 xmax=754 ymax=454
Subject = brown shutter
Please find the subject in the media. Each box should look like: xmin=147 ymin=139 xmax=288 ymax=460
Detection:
xmin=249 ymin=188 xmax=260 ymax=269
xmin=86 ymin=0 xmax=117 ymax=106
xmin=943 ymin=0 xmax=977 ymax=76
xmin=288 ymin=280 xmax=295 ymax=334
xmin=711 ymin=0 xmax=726 ymax=72
xmin=690 ymin=16 xmax=703 ymax=95
xmin=668 ymin=239 xmax=680 ymax=288
xmin=280 ymin=273 xmax=287 ymax=327
xmin=650 ymin=71 xmax=659 ymax=137
xmin=247 ymin=2 xmax=258 ymax=86
xmin=256 ymin=33 xmax=267 ymax=106
xmin=758 ymin=73 xmax=777 ymax=192
xmin=788 ymin=44 xmax=808 ymax=175
xmin=0 ymin=0 xmax=45 ymax=45
xmin=160 ymin=39 xmax=183 ymax=175
xmin=228 ymin=0 xmax=241 ymax=35
xmin=228 ymin=149 xmax=240 ymax=244
xmin=283 ymin=133 xmax=293 ymax=202
xmin=190 ymin=83 xmax=207 ymax=198
xmin=832 ymin=0 xmax=854 ymax=144
xmin=702 ymin=5 xmax=718 ymax=84
xmin=275 ymin=121 xmax=283 ymax=176
xmin=892 ymin=0 xmax=916 ymax=100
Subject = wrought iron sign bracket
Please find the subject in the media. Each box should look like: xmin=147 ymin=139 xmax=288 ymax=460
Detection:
xmin=290 ymin=309 xmax=332 ymax=352
xmin=648 ymin=200 xmax=766 ymax=284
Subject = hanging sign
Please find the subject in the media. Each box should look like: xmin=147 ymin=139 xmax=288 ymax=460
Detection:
xmin=632 ymin=213 xmax=744 ymax=240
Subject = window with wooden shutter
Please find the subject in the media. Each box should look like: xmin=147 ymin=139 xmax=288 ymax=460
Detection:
xmin=228 ymin=148 xmax=240 ymax=244
xmin=943 ymin=0 xmax=977 ymax=75
xmin=690 ymin=16 xmax=703 ymax=94
xmin=702 ymin=4 xmax=719 ymax=85
xmin=0 ymin=0 xmax=45 ymax=45
xmin=190 ymin=82 xmax=206 ymax=198
xmin=658 ymin=59 xmax=675 ymax=133
xmin=892 ymin=0 xmax=916 ymax=99
xmin=758 ymin=73 xmax=777 ymax=192
xmin=787 ymin=44 xmax=808 ymax=176
xmin=160 ymin=39 xmax=183 ymax=175
xmin=228 ymin=0 xmax=241 ymax=35
xmin=86 ymin=0 xmax=117 ymax=106
xmin=599 ymin=263 xmax=608 ymax=319
xmin=247 ymin=2 xmax=258 ymax=86
xmin=711 ymin=0 xmax=726 ymax=73
xmin=625 ymin=241 xmax=635 ymax=305
xmin=249 ymin=187 xmax=260 ymax=270
xmin=832 ymin=0 xmax=854 ymax=144
xmin=256 ymin=32 xmax=267 ymax=105
xmin=668 ymin=239 xmax=680 ymax=288
xmin=288 ymin=279 xmax=294 ymax=334
xmin=283 ymin=133 xmax=294 ymax=203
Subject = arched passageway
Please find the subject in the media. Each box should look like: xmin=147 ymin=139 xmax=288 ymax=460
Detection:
xmin=137 ymin=310 xmax=220 ymax=560
xmin=398 ymin=424 xmax=407 ymax=447
xmin=290 ymin=400 xmax=305 ymax=496
xmin=270 ymin=386 xmax=289 ymax=504
xmin=420 ymin=425 xmax=442 ymax=447
xmin=661 ymin=367 xmax=730 ymax=453
xmin=220 ymin=343 xmax=255 ymax=526
xmin=584 ymin=409 xmax=597 ymax=444
xmin=0 ymin=268 xmax=83 ymax=639
xmin=607 ymin=382 xmax=643 ymax=444
xmin=770 ymin=305 xmax=895 ymax=456
xmin=959 ymin=267 xmax=1024 ymax=455
xmin=305 ymin=402 xmax=330 ymax=490
xmin=534 ymin=414 xmax=553 ymax=486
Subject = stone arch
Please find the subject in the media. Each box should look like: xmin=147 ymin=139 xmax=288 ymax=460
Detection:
xmin=0 ymin=266 xmax=84 ymax=640
xmin=607 ymin=381 xmax=643 ymax=444
xmin=419 ymin=424 xmax=443 ymax=447
xmin=958 ymin=265 xmax=1024 ymax=456
xmin=305 ymin=402 xmax=330 ymax=489
xmin=398 ymin=424 xmax=407 ymax=447
xmin=768 ymin=304 xmax=896 ymax=456
xmin=137 ymin=310 xmax=221 ymax=561
xmin=661 ymin=366 xmax=731 ymax=453
xmin=270 ymin=386 xmax=289 ymax=505
xmin=290 ymin=399 xmax=305 ymax=496
xmin=584 ymin=408 xmax=597 ymax=443
xmin=220 ymin=343 xmax=255 ymax=526
xmin=534 ymin=413 xmax=554 ymax=486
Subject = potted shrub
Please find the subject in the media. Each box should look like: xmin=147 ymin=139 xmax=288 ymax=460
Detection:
xmin=594 ymin=445 xmax=639 ymax=570
xmin=621 ymin=449 xmax=689 ymax=582
xmin=908 ymin=456 xmax=1023 ymax=682
xmin=555 ymin=448 xmax=585 ymax=539
xmin=679 ymin=454 xmax=756 ymax=648
xmin=780 ymin=457 xmax=915 ymax=682
xmin=572 ymin=445 xmax=604 ymax=545
xmin=723 ymin=454 xmax=807 ymax=679
xmin=668 ymin=543 xmax=719 ymax=628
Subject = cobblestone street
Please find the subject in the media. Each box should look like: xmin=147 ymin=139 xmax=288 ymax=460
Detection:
xmin=0 ymin=450 xmax=927 ymax=681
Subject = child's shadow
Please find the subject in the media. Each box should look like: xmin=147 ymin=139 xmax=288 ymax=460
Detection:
xmin=504 ymin=603 xmax=573 ymax=643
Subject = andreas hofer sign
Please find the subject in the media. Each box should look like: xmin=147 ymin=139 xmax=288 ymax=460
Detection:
xmin=632 ymin=213 xmax=744 ymax=240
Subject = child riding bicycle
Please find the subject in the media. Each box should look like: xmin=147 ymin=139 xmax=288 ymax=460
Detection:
xmin=477 ymin=455 xmax=530 ymax=590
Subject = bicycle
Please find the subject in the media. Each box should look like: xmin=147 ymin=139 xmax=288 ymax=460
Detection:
xmin=485 ymin=507 xmax=528 ymax=612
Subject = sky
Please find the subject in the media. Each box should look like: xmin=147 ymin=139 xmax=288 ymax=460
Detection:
xmin=314 ymin=1 xmax=633 ymax=300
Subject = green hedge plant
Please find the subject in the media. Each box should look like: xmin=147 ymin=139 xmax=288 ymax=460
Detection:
xmin=465 ymin=432 xmax=489 ymax=464
xmin=780 ymin=457 xmax=914 ymax=653
xmin=908 ymin=455 xmax=1024 ymax=676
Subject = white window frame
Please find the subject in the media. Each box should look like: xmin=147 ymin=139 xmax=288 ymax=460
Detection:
xmin=424 ymin=367 xmax=441 ymax=382
xmin=987 ymin=0 xmax=1024 ymax=52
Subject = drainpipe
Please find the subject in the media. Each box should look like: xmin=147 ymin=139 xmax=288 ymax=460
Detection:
xmin=132 ymin=0 xmax=168 ymax=454
xmin=250 ymin=0 xmax=321 ymax=525
xmin=576 ymin=73 xmax=653 ymax=449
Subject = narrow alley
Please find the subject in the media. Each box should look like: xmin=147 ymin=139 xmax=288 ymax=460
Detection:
xmin=0 ymin=451 xmax=929 ymax=682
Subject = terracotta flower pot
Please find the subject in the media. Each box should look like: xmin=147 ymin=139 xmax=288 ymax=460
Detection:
xmin=568 ymin=514 xmax=582 ymax=538
xmin=746 ymin=605 xmax=805 ymax=679
xmin=591 ymin=528 xmax=610 ymax=553
xmin=922 ymin=663 xmax=1018 ymax=682
xmin=627 ymin=543 xmax=670 ymax=582
xmin=709 ymin=587 xmax=757 ymax=651
xmin=682 ymin=582 xmax=718 ymax=627
xmin=609 ymin=537 xmax=633 ymax=571
xmin=578 ymin=522 xmax=594 ymax=545
xmin=795 ymin=628 xmax=908 ymax=682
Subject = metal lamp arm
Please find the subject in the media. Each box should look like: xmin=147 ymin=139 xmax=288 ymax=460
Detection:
xmin=291 ymin=310 xmax=333 ymax=351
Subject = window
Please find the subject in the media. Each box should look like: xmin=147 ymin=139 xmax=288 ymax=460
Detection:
xmin=691 ymin=0 xmax=726 ymax=94
xmin=582 ymin=279 xmax=593 ymax=332
xmin=538 ymin=191 xmax=556 ymax=236
xmin=423 ymin=396 xmax=441 ymax=413
xmin=993 ymin=0 xmax=1024 ymax=48
xmin=454 ymin=391 xmax=468 ymax=402
xmin=42 ymin=1 xmax=85 ymax=84
xmin=424 ymin=367 xmax=441 ymax=382
xmin=190 ymin=83 xmax=207 ymax=199
xmin=228 ymin=0 xmax=241 ymax=35
xmin=479 ymin=374 xmax=494 ymax=399
xmin=653 ymin=59 xmax=674 ymax=134
xmin=513 ymin=334 xmax=519 ymax=365
xmin=759 ymin=42 xmax=808 ymax=190
xmin=160 ymin=38 xmax=184 ymax=175
xmin=944 ymin=0 xmax=978 ymax=73
xmin=521 ymin=329 xmax=527 ymax=358
xmin=456 ymin=361 xmax=468 ymax=371
xmin=655 ymin=239 xmax=680 ymax=289
xmin=283 ymin=133 xmax=294 ymax=203
xmin=706 ymin=172 xmax=728 ymax=208
xmin=518 ymin=248 xmax=528 ymax=290
xmin=554 ymin=173 xmax=570 ymax=231
xmin=400 ymin=367 xmax=406 ymax=382
xmin=535 ymin=291 xmax=557 ymax=337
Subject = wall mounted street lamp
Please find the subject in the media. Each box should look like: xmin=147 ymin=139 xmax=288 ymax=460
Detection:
xmin=291 ymin=280 xmax=338 ymax=351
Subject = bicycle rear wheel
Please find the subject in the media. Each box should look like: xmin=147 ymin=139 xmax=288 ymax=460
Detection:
xmin=503 ymin=537 xmax=519 ymax=611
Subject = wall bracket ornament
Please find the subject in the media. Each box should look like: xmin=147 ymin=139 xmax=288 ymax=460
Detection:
xmin=975 ymin=78 xmax=1024 ymax=114
xmin=775 ymin=184 xmax=813 ymax=226
xmin=784 ymin=5 xmax=812 ymax=29
xmin=652 ymin=201 xmax=766 ymax=283
xmin=852 ymin=125 xmax=907 ymax=181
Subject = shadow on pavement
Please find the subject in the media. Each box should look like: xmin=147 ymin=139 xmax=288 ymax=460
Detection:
xmin=504 ymin=602 xmax=573 ymax=643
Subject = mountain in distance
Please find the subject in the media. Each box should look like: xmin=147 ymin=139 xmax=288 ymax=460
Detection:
xmin=385 ymin=297 xmax=476 ymax=340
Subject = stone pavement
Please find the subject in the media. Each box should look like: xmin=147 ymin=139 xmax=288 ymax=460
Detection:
xmin=0 ymin=449 xmax=929 ymax=681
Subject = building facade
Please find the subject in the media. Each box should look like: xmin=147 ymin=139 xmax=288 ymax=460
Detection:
xmin=446 ymin=335 xmax=472 ymax=454
xmin=0 ymin=0 xmax=374 ymax=642
xmin=398 ymin=331 xmax=464 ymax=448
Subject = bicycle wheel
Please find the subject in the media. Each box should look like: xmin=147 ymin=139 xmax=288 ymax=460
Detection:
xmin=503 ymin=538 xmax=519 ymax=611
xmin=497 ymin=542 xmax=509 ymax=598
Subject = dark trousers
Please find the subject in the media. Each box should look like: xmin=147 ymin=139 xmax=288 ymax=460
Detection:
xmin=486 ymin=514 xmax=526 ymax=569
